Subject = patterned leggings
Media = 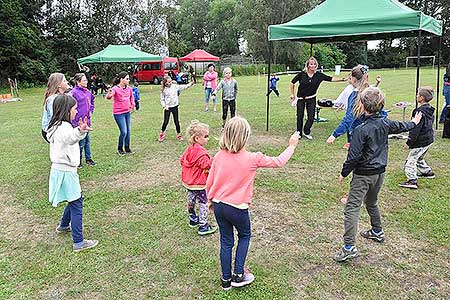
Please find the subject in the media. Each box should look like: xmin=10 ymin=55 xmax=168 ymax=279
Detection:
xmin=187 ymin=190 xmax=208 ymax=226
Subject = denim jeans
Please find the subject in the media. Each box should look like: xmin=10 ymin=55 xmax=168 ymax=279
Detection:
xmin=205 ymin=88 xmax=217 ymax=104
xmin=79 ymin=132 xmax=92 ymax=161
xmin=439 ymin=86 xmax=450 ymax=122
xmin=113 ymin=112 xmax=131 ymax=150
xmin=60 ymin=197 xmax=83 ymax=244
xmin=213 ymin=201 xmax=251 ymax=280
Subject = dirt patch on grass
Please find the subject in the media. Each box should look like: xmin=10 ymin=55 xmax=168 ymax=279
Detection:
xmin=0 ymin=189 xmax=56 ymax=248
xmin=84 ymin=155 xmax=180 ymax=192
xmin=249 ymin=134 xmax=287 ymax=147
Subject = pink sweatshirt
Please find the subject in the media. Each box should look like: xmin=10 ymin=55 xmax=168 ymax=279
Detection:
xmin=107 ymin=85 xmax=135 ymax=114
xmin=206 ymin=146 xmax=295 ymax=206
xmin=203 ymin=71 xmax=218 ymax=90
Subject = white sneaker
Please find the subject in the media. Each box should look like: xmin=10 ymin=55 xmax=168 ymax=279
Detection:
xmin=302 ymin=132 xmax=313 ymax=140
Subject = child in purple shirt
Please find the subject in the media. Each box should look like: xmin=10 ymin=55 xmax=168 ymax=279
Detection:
xmin=70 ymin=73 xmax=96 ymax=167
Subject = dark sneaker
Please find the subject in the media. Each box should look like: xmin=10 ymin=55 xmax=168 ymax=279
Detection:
xmin=221 ymin=278 xmax=232 ymax=291
xmin=85 ymin=159 xmax=96 ymax=166
xmin=125 ymin=148 xmax=135 ymax=155
xmin=117 ymin=149 xmax=126 ymax=156
xmin=399 ymin=179 xmax=418 ymax=189
xmin=333 ymin=245 xmax=359 ymax=262
xmin=360 ymin=229 xmax=385 ymax=243
xmin=189 ymin=215 xmax=199 ymax=228
xmin=73 ymin=239 xmax=99 ymax=252
xmin=231 ymin=270 xmax=255 ymax=287
xmin=418 ymin=171 xmax=435 ymax=179
xmin=78 ymin=164 xmax=83 ymax=169
xmin=55 ymin=225 xmax=71 ymax=233
xmin=198 ymin=224 xmax=217 ymax=236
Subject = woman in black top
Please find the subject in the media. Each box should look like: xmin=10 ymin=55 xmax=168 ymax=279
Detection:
xmin=290 ymin=57 xmax=347 ymax=139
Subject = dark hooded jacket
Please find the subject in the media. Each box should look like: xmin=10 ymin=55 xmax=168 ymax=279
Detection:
xmin=406 ymin=103 xmax=435 ymax=148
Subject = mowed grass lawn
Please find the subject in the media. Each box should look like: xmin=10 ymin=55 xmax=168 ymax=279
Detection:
xmin=0 ymin=68 xmax=449 ymax=300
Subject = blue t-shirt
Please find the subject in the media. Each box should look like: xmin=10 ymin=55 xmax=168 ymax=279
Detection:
xmin=269 ymin=77 xmax=279 ymax=90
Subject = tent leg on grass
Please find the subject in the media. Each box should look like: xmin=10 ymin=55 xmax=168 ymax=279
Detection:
xmin=415 ymin=30 xmax=422 ymax=108
xmin=266 ymin=41 xmax=272 ymax=131
xmin=436 ymin=36 xmax=441 ymax=129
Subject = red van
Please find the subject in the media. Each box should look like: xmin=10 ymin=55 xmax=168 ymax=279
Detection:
xmin=133 ymin=57 xmax=180 ymax=84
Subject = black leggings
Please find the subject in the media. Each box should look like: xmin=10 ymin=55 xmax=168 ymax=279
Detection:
xmin=222 ymin=100 xmax=236 ymax=121
xmin=296 ymin=97 xmax=316 ymax=134
xmin=161 ymin=105 xmax=181 ymax=133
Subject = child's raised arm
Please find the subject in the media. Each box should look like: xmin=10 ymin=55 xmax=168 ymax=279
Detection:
xmin=253 ymin=132 xmax=299 ymax=168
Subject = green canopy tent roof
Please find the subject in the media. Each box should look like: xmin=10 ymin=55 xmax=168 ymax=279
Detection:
xmin=268 ymin=0 xmax=442 ymax=43
xmin=77 ymin=45 xmax=162 ymax=64
xmin=265 ymin=0 xmax=443 ymax=130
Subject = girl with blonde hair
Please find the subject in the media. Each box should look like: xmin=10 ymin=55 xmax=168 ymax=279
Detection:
xmin=206 ymin=116 xmax=299 ymax=290
xmin=41 ymin=73 xmax=69 ymax=142
xmin=180 ymin=120 xmax=216 ymax=235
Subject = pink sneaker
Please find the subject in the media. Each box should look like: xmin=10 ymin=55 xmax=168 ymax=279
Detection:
xmin=158 ymin=132 xmax=165 ymax=142
xmin=177 ymin=134 xmax=184 ymax=141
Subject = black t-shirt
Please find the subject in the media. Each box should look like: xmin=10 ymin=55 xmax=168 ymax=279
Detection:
xmin=291 ymin=71 xmax=332 ymax=98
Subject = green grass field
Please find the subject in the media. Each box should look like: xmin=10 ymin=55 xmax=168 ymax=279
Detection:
xmin=0 ymin=68 xmax=449 ymax=299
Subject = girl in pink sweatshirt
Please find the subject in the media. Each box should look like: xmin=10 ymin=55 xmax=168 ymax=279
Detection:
xmin=206 ymin=117 xmax=299 ymax=290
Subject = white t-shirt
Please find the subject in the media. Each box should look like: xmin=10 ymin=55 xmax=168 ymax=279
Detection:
xmin=333 ymin=84 xmax=356 ymax=110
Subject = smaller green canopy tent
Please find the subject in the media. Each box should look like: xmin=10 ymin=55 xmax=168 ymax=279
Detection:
xmin=77 ymin=45 xmax=162 ymax=64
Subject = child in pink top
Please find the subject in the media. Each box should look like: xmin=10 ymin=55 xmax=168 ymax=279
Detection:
xmin=203 ymin=63 xmax=218 ymax=112
xmin=106 ymin=72 xmax=135 ymax=156
xmin=206 ymin=116 xmax=299 ymax=290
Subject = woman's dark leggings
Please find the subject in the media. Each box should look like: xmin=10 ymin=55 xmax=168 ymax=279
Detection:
xmin=296 ymin=97 xmax=316 ymax=135
xmin=161 ymin=105 xmax=181 ymax=133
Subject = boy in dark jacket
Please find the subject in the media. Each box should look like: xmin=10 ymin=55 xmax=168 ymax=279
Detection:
xmin=334 ymin=87 xmax=422 ymax=262
xmin=400 ymin=87 xmax=435 ymax=189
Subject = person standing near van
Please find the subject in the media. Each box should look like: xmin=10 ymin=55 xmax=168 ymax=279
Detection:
xmin=203 ymin=64 xmax=218 ymax=112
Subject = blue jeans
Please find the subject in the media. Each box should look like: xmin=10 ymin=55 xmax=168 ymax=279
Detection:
xmin=79 ymin=132 xmax=92 ymax=161
xmin=113 ymin=112 xmax=131 ymax=150
xmin=439 ymin=86 xmax=450 ymax=122
xmin=60 ymin=197 xmax=83 ymax=244
xmin=213 ymin=202 xmax=251 ymax=280
xmin=204 ymin=88 xmax=217 ymax=104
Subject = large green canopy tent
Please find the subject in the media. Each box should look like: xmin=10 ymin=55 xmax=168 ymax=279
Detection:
xmin=77 ymin=45 xmax=162 ymax=64
xmin=265 ymin=0 xmax=443 ymax=130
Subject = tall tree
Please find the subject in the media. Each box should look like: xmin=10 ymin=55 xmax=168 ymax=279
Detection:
xmin=207 ymin=0 xmax=240 ymax=56
xmin=0 ymin=0 xmax=54 ymax=84
xmin=235 ymin=0 xmax=319 ymax=66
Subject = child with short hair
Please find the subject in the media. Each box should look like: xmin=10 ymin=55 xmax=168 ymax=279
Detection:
xmin=213 ymin=67 xmax=238 ymax=128
xmin=399 ymin=86 xmax=435 ymax=189
xmin=206 ymin=117 xmax=299 ymax=290
xmin=159 ymin=75 xmax=194 ymax=142
xmin=334 ymin=87 xmax=422 ymax=262
xmin=46 ymin=94 xmax=98 ymax=252
xmin=132 ymin=81 xmax=141 ymax=111
xmin=267 ymin=73 xmax=280 ymax=97
xmin=180 ymin=120 xmax=217 ymax=235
